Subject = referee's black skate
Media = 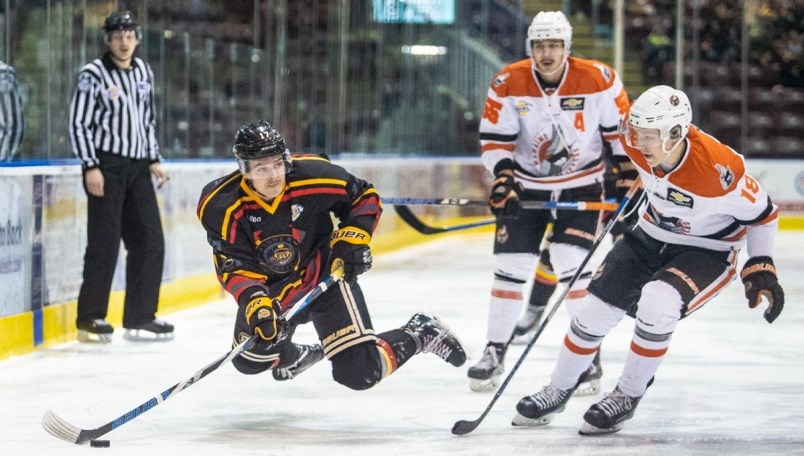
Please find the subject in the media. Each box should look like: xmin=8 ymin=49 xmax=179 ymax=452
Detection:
xmin=467 ymin=342 xmax=506 ymax=392
xmin=579 ymin=386 xmax=643 ymax=435
xmin=77 ymin=319 xmax=114 ymax=343
xmin=512 ymin=370 xmax=588 ymax=426
xmin=403 ymin=312 xmax=466 ymax=367
xmin=123 ymin=319 xmax=175 ymax=341
xmin=273 ymin=344 xmax=324 ymax=381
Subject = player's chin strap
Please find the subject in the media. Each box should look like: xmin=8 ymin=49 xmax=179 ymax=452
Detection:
xmin=452 ymin=177 xmax=643 ymax=436
xmin=41 ymin=266 xmax=344 ymax=446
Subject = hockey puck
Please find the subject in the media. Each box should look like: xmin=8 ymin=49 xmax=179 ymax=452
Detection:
xmin=90 ymin=439 xmax=110 ymax=448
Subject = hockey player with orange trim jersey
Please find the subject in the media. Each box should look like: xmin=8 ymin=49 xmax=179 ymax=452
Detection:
xmin=469 ymin=11 xmax=634 ymax=394
xmin=197 ymin=120 xmax=465 ymax=389
xmin=513 ymin=85 xmax=784 ymax=435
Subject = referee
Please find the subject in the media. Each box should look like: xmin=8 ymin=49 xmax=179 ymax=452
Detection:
xmin=68 ymin=10 xmax=174 ymax=343
xmin=0 ymin=59 xmax=24 ymax=161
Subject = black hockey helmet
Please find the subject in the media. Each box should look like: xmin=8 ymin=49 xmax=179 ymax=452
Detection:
xmin=102 ymin=10 xmax=142 ymax=39
xmin=233 ymin=120 xmax=292 ymax=173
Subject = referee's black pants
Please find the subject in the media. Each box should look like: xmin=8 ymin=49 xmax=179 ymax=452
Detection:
xmin=76 ymin=152 xmax=165 ymax=328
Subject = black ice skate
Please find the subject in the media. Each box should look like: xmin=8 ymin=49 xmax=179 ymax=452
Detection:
xmin=273 ymin=344 xmax=325 ymax=381
xmin=579 ymin=386 xmax=643 ymax=435
xmin=403 ymin=312 xmax=466 ymax=367
xmin=512 ymin=370 xmax=588 ymax=426
xmin=77 ymin=319 xmax=114 ymax=343
xmin=575 ymin=350 xmax=603 ymax=396
xmin=467 ymin=343 xmax=506 ymax=392
xmin=510 ymin=304 xmax=545 ymax=345
xmin=123 ymin=319 xmax=175 ymax=341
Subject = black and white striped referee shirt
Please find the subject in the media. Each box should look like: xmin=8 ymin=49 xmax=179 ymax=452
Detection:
xmin=0 ymin=60 xmax=25 ymax=161
xmin=68 ymin=53 xmax=160 ymax=170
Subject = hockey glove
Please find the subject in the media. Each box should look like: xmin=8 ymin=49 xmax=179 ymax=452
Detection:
xmin=330 ymin=228 xmax=373 ymax=281
xmin=245 ymin=294 xmax=280 ymax=341
xmin=489 ymin=174 xmax=522 ymax=217
xmin=740 ymin=256 xmax=784 ymax=324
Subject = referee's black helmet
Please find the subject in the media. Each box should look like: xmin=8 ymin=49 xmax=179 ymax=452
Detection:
xmin=102 ymin=10 xmax=142 ymax=39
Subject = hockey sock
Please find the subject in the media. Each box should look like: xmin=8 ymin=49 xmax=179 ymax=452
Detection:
xmin=550 ymin=321 xmax=603 ymax=391
xmin=488 ymin=277 xmax=525 ymax=343
xmin=375 ymin=329 xmax=417 ymax=376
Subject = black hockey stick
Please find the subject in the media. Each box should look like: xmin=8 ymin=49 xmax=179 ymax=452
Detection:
xmin=451 ymin=178 xmax=643 ymax=436
xmin=383 ymin=197 xmax=619 ymax=212
xmin=42 ymin=266 xmax=344 ymax=445
xmin=394 ymin=205 xmax=495 ymax=234
xmin=394 ymin=200 xmax=620 ymax=235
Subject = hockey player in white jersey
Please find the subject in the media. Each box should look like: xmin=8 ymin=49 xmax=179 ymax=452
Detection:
xmin=469 ymin=10 xmax=634 ymax=393
xmin=512 ymin=85 xmax=784 ymax=435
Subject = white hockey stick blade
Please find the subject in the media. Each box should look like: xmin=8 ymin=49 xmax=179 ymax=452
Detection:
xmin=42 ymin=410 xmax=82 ymax=444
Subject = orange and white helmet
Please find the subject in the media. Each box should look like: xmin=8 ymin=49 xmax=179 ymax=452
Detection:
xmin=624 ymin=85 xmax=692 ymax=149
xmin=525 ymin=11 xmax=572 ymax=57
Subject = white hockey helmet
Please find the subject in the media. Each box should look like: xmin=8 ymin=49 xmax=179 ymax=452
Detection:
xmin=626 ymin=85 xmax=692 ymax=146
xmin=525 ymin=11 xmax=572 ymax=56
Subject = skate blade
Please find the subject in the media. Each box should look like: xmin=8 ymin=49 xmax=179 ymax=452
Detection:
xmin=579 ymin=420 xmax=622 ymax=435
xmin=77 ymin=331 xmax=112 ymax=344
xmin=468 ymin=375 xmax=501 ymax=392
xmin=511 ymin=411 xmax=557 ymax=427
xmin=123 ymin=329 xmax=175 ymax=342
xmin=574 ymin=379 xmax=601 ymax=396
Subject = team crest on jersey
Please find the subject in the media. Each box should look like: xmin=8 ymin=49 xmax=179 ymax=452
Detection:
xmin=493 ymin=72 xmax=510 ymax=87
xmin=256 ymin=234 xmax=300 ymax=274
xmin=715 ymin=164 xmax=735 ymax=190
xmin=291 ymin=204 xmax=303 ymax=222
xmin=495 ymin=224 xmax=509 ymax=244
xmin=106 ymin=85 xmax=119 ymax=100
xmin=137 ymin=80 xmax=151 ymax=95
xmin=237 ymin=332 xmax=251 ymax=344
xmin=594 ymin=63 xmax=613 ymax=82
xmin=648 ymin=207 xmax=691 ymax=234
xmin=667 ymin=189 xmax=694 ymax=208
xmin=531 ymin=125 xmax=580 ymax=176
xmin=515 ymin=101 xmax=532 ymax=116
xmin=77 ymin=74 xmax=92 ymax=92
xmin=560 ymin=97 xmax=585 ymax=111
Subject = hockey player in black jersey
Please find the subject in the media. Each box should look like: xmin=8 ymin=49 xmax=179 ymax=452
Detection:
xmin=197 ymin=120 xmax=465 ymax=388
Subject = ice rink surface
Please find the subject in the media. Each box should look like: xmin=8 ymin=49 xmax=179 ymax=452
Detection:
xmin=2 ymin=230 xmax=803 ymax=456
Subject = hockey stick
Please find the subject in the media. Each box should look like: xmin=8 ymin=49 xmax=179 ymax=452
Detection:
xmin=451 ymin=178 xmax=643 ymax=436
xmin=42 ymin=266 xmax=344 ymax=445
xmin=394 ymin=205 xmax=496 ymax=234
xmin=383 ymin=197 xmax=619 ymax=212
xmin=394 ymin=200 xmax=620 ymax=235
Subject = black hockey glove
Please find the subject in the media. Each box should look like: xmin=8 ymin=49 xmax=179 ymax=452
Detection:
xmin=489 ymin=174 xmax=522 ymax=217
xmin=330 ymin=228 xmax=373 ymax=281
xmin=244 ymin=294 xmax=280 ymax=341
xmin=740 ymin=256 xmax=784 ymax=324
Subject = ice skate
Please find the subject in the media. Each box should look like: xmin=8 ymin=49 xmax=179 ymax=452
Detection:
xmin=273 ymin=344 xmax=324 ymax=381
xmin=512 ymin=370 xmax=588 ymax=426
xmin=574 ymin=351 xmax=602 ymax=396
xmin=510 ymin=304 xmax=545 ymax=345
xmin=403 ymin=312 xmax=466 ymax=367
xmin=77 ymin=319 xmax=114 ymax=343
xmin=579 ymin=387 xmax=643 ymax=435
xmin=123 ymin=319 xmax=175 ymax=341
xmin=467 ymin=343 xmax=505 ymax=392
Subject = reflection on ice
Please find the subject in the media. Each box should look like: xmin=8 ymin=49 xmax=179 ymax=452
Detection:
xmin=1 ymin=231 xmax=803 ymax=455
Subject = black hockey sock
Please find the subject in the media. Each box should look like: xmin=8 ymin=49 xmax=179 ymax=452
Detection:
xmin=376 ymin=329 xmax=418 ymax=368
